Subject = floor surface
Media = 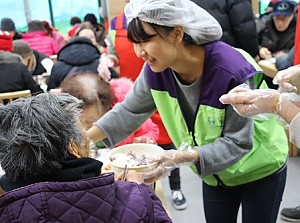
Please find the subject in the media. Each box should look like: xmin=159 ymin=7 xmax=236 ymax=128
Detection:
xmin=160 ymin=156 xmax=300 ymax=223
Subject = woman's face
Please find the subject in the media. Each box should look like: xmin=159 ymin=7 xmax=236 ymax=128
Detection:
xmin=133 ymin=22 xmax=179 ymax=72
xmin=78 ymin=28 xmax=97 ymax=45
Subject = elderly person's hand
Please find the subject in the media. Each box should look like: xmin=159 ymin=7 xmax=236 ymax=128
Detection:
xmin=132 ymin=136 xmax=154 ymax=144
xmin=141 ymin=149 xmax=199 ymax=184
xmin=116 ymin=170 xmax=144 ymax=184
xmin=219 ymin=87 xmax=280 ymax=117
xmin=259 ymin=47 xmax=272 ymax=60
xmin=273 ymin=65 xmax=300 ymax=94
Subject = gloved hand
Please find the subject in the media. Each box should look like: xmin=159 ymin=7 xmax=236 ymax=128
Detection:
xmin=98 ymin=54 xmax=115 ymax=82
xmin=273 ymin=65 xmax=300 ymax=95
xmin=219 ymin=86 xmax=280 ymax=117
xmin=142 ymin=145 xmax=199 ymax=184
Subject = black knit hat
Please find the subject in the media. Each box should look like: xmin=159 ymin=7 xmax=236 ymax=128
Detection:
xmin=84 ymin=13 xmax=97 ymax=26
xmin=1 ymin=18 xmax=16 ymax=31
xmin=13 ymin=40 xmax=33 ymax=58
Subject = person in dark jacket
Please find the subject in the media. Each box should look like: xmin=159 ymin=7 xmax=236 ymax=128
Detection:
xmin=0 ymin=17 xmax=23 ymax=40
xmin=257 ymin=0 xmax=297 ymax=89
xmin=0 ymin=30 xmax=42 ymax=94
xmin=13 ymin=39 xmax=54 ymax=76
xmin=47 ymin=36 xmax=117 ymax=90
xmin=191 ymin=0 xmax=259 ymax=60
xmin=0 ymin=93 xmax=172 ymax=223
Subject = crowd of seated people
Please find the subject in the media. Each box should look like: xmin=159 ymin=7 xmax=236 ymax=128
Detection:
xmin=0 ymin=30 xmax=41 ymax=94
xmin=0 ymin=14 xmax=115 ymax=95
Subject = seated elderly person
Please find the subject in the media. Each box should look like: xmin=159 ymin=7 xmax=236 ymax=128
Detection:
xmin=47 ymin=36 xmax=117 ymax=91
xmin=0 ymin=30 xmax=41 ymax=94
xmin=257 ymin=0 xmax=297 ymax=89
xmin=60 ymin=72 xmax=159 ymax=147
xmin=0 ymin=93 xmax=171 ymax=223
xmin=13 ymin=40 xmax=54 ymax=76
xmin=21 ymin=20 xmax=60 ymax=56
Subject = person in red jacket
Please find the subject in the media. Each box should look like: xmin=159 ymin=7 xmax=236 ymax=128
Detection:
xmin=22 ymin=20 xmax=59 ymax=56
xmin=68 ymin=16 xmax=82 ymax=38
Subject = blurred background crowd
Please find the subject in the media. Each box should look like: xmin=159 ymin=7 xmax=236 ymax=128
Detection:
xmin=0 ymin=0 xmax=300 ymax=222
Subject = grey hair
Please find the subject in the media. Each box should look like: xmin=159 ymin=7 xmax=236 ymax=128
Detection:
xmin=0 ymin=93 xmax=83 ymax=181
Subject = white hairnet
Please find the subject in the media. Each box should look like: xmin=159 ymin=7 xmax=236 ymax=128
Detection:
xmin=124 ymin=0 xmax=222 ymax=45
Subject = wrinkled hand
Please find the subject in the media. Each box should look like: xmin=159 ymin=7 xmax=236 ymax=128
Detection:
xmin=98 ymin=55 xmax=114 ymax=82
xmin=116 ymin=170 xmax=144 ymax=184
xmin=259 ymin=47 xmax=272 ymax=60
xmin=219 ymin=86 xmax=280 ymax=116
xmin=273 ymin=65 xmax=300 ymax=94
xmin=132 ymin=136 xmax=154 ymax=144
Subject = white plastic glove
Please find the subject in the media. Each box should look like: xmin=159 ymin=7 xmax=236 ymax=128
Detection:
xmin=98 ymin=54 xmax=114 ymax=82
xmin=273 ymin=65 xmax=300 ymax=94
xmin=141 ymin=142 xmax=199 ymax=184
xmin=219 ymin=86 xmax=280 ymax=117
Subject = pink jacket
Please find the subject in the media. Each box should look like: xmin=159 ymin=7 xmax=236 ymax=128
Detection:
xmin=52 ymin=30 xmax=67 ymax=50
xmin=22 ymin=31 xmax=60 ymax=56
xmin=110 ymin=78 xmax=159 ymax=146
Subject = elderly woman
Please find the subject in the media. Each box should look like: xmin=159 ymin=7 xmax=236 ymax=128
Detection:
xmin=0 ymin=93 xmax=171 ymax=223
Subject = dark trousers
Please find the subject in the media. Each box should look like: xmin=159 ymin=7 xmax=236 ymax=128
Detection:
xmin=203 ymin=165 xmax=287 ymax=223
xmin=159 ymin=143 xmax=181 ymax=190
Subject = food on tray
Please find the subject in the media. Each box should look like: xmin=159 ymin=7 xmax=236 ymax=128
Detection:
xmin=109 ymin=150 xmax=152 ymax=167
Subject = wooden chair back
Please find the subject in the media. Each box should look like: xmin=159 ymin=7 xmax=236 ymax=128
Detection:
xmin=0 ymin=90 xmax=31 ymax=104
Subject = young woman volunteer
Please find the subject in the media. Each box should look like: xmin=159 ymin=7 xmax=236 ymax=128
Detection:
xmin=87 ymin=0 xmax=289 ymax=222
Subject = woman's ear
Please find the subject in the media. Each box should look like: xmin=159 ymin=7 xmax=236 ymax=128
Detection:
xmin=173 ymin=26 xmax=184 ymax=44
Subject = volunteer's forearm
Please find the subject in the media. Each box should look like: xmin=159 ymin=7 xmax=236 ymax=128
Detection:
xmin=277 ymin=97 xmax=300 ymax=124
xmin=87 ymin=126 xmax=107 ymax=142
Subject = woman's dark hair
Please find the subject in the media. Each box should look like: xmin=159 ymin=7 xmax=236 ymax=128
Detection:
xmin=70 ymin=16 xmax=81 ymax=26
xmin=0 ymin=93 xmax=83 ymax=181
xmin=127 ymin=18 xmax=195 ymax=45
xmin=84 ymin=13 xmax=97 ymax=27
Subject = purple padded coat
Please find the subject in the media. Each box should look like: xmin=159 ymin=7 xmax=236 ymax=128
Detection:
xmin=0 ymin=174 xmax=172 ymax=223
